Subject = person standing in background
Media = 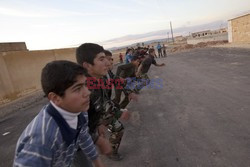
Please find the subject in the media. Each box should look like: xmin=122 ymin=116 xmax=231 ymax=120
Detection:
xmin=119 ymin=53 xmax=123 ymax=63
xmin=162 ymin=44 xmax=167 ymax=57
xmin=156 ymin=42 xmax=163 ymax=58
xmin=125 ymin=49 xmax=133 ymax=64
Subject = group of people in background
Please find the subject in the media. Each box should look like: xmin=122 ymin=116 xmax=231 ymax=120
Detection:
xmin=119 ymin=42 xmax=167 ymax=63
xmin=156 ymin=42 xmax=167 ymax=58
xmin=13 ymin=42 xmax=165 ymax=167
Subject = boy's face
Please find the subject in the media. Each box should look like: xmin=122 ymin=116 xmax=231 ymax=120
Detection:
xmin=105 ymin=56 xmax=113 ymax=70
xmin=150 ymin=50 xmax=156 ymax=56
xmin=56 ymin=75 xmax=90 ymax=113
xmin=88 ymin=52 xmax=110 ymax=78
xmin=140 ymin=57 xmax=145 ymax=62
xmin=132 ymin=59 xmax=140 ymax=67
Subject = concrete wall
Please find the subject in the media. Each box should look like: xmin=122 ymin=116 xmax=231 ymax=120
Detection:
xmin=187 ymin=33 xmax=228 ymax=45
xmin=229 ymin=14 xmax=250 ymax=43
xmin=228 ymin=21 xmax=233 ymax=43
xmin=0 ymin=42 xmax=27 ymax=52
xmin=0 ymin=48 xmax=76 ymax=103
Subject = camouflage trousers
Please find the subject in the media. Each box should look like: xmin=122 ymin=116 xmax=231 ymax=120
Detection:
xmin=113 ymin=87 xmax=130 ymax=109
xmin=101 ymin=113 xmax=124 ymax=153
xmin=108 ymin=118 xmax=124 ymax=153
xmin=135 ymin=73 xmax=150 ymax=92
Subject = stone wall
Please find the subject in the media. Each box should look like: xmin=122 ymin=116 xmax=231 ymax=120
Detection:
xmin=229 ymin=14 xmax=250 ymax=43
xmin=0 ymin=48 xmax=76 ymax=104
xmin=0 ymin=42 xmax=27 ymax=52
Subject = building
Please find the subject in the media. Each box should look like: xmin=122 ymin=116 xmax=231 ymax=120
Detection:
xmin=228 ymin=13 xmax=250 ymax=43
xmin=191 ymin=30 xmax=212 ymax=38
xmin=174 ymin=35 xmax=186 ymax=43
xmin=187 ymin=28 xmax=228 ymax=45
xmin=0 ymin=42 xmax=28 ymax=52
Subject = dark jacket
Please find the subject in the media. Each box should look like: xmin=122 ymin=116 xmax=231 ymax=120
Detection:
xmin=116 ymin=63 xmax=136 ymax=78
xmin=140 ymin=55 xmax=156 ymax=74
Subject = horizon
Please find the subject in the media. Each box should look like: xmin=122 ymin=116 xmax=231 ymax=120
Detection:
xmin=0 ymin=0 xmax=249 ymax=50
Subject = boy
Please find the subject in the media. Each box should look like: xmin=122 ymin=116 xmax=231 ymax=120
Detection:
xmin=75 ymin=43 xmax=132 ymax=163
xmin=76 ymin=44 xmax=131 ymax=161
xmin=119 ymin=53 xmax=123 ymax=63
xmin=156 ymin=42 xmax=163 ymax=58
xmin=162 ymin=44 xmax=167 ymax=57
xmin=103 ymin=50 xmax=131 ymax=160
xmin=103 ymin=50 xmax=115 ymax=98
xmin=76 ymin=43 xmax=112 ymax=154
xmin=113 ymin=56 xmax=140 ymax=109
xmin=125 ymin=48 xmax=133 ymax=64
xmin=13 ymin=60 xmax=104 ymax=167
xmin=136 ymin=48 xmax=165 ymax=91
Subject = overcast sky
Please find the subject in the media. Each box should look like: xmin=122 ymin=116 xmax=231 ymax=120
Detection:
xmin=0 ymin=0 xmax=249 ymax=50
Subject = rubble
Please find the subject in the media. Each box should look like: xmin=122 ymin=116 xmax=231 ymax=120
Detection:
xmin=169 ymin=40 xmax=228 ymax=53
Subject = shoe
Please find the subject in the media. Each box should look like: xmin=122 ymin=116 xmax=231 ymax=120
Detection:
xmin=108 ymin=153 xmax=123 ymax=161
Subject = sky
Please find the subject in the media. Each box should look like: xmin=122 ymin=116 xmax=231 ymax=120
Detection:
xmin=0 ymin=0 xmax=249 ymax=50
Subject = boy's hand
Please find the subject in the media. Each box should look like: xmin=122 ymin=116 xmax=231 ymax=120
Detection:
xmin=96 ymin=136 xmax=112 ymax=155
xmin=136 ymin=72 xmax=141 ymax=77
xmin=119 ymin=109 xmax=130 ymax=121
xmin=128 ymin=92 xmax=138 ymax=101
xmin=97 ymin=124 xmax=107 ymax=137
xmin=93 ymin=157 xmax=106 ymax=167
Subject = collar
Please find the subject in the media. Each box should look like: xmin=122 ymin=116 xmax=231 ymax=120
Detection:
xmin=46 ymin=103 xmax=86 ymax=146
xmin=50 ymin=101 xmax=81 ymax=129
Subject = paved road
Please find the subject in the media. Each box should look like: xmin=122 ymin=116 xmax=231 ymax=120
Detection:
xmin=1 ymin=47 xmax=250 ymax=167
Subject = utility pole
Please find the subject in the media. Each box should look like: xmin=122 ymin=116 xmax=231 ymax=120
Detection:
xmin=170 ymin=21 xmax=174 ymax=44
xmin=167 ymin=32 xmax=169 ymax=43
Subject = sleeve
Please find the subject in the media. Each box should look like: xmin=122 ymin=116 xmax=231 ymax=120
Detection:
xmin=109 ymin=101 xmax=123 ymax=119
xmin=128 ymin=55 xmax=132 ymax=62
xmin=114 ymin=109 xmax=123 ymax=119
xmin=14 ymin=143 xmax=53 ymax=167
xmin=109 ymin=70 xmax=115 ymax=79
xmin=116 ymin=64 xmax=131 ymax=77
xmin=116 ymin=65 xmax=122 ymax=76
xmin=78 ymin=126 xmax=99 ymax=161
xmin=152 ymin=58 xmax=157 ymax=65
xmin=122 ymin=77 xmax=139 ymax=95
xmin=142 ymin=58 xmax=151 ymax=66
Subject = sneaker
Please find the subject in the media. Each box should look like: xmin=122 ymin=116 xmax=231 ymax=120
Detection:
xmin=108 ymin=153 xmax=123 ymax=161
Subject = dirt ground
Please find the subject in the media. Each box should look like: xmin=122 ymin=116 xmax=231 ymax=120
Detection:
xmin=1 ymin=46 xmax=250 ymax=167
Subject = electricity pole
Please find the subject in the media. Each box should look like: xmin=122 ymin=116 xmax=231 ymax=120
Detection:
xmin=167 ymin=32 xmax=169 ymax=43
xmin=170 ymin=21 xmax=174 ymax=44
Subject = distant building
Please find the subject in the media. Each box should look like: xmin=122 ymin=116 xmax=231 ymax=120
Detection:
xmin=0 ymin=42 xmax=28 ymax=52
xmin=174 ymin=35 xmax=186 ymax=42
xmin=218 ymin=28 xmax=227 ymax=34
xmin=191 ymin=30 xmax=212 ymax=38
xmin=228 ymin=13 xmax=250 ymax=43
xmin=187 ymin=28 xmax=228 ymax=44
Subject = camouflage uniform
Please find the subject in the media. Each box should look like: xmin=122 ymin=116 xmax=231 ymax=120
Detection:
xmin=113 ymin=63 xmax=138 ymax=109
xmin=135 ymin=54 xmax=157 ymax=91
xmin=102 ymin=71 xmax=125 ymax=154
xmin=135 ymin=73 xmax=150 ymax=92
xmin=102 ymin=99 xmax=124 ymax=154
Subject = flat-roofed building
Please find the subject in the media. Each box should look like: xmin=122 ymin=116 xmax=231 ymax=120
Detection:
xmin=0 ymin=42 xmax=28 ymax=52
xmin=228 ymin=13 xmax=250 ymax=43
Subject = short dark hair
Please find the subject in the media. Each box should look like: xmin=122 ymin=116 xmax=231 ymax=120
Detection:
xmin=149 ymin=48 xmax=155 ymax=54
xmin=41 ymin=60 xmax=87 ymax=97
xmin=131 ymin=56 xmax=139 ymax=61
xmin=76 ymin=43 xmax=104 ymax=65
xmin=125 ymin=48 xmax=132 ymax=55
xmin=104 ymin=50 xmax=112 ymax=57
